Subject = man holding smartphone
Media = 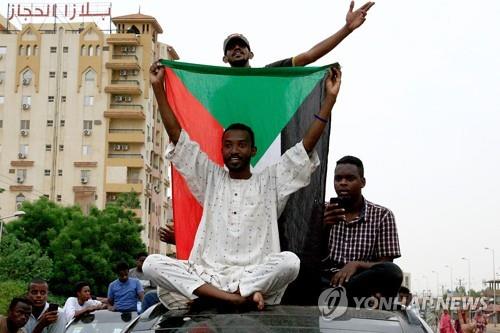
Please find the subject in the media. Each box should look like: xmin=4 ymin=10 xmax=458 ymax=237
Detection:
xmin=23 ymin=279 xmax=66 ymax=333
xmin=322 ymin=156 xmax=402 ymax=304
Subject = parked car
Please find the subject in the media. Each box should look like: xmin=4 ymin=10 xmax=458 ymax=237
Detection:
xmin=65 ymin=309 xmax=139 ymax=333
xmin=125 ymin=302 xmax=434 ymax=333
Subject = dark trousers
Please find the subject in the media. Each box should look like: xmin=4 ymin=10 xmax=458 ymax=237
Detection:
xmin=321 ymin=262 xmax=403 ymax=305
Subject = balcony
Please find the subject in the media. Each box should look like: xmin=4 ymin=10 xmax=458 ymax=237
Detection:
xmin=108 ymin=128 xmax=145 ymax=143
xmin=105 ymin=179 xmax=143 ymax=193
xmin=106 ymin=54 xmax=139 ymax=68
xmin=104 ymin=104 xmax=145 ymax=120
xmin=106 ymin=153 xmax=144 ymax=168
xmin=106 ymin=34 xmax=140 ymax=45
xmin=105 ymin=80 xmax=141 ymax=95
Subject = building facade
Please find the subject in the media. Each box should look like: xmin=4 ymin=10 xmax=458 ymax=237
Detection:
xmin=0 ymin=13 xmax=177 ymax=253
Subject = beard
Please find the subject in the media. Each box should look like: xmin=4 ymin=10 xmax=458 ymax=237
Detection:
xmin=228 ymin=58 xmax=248 ymax=68
xmin=224 ymin=154 xmax=251 ymax=172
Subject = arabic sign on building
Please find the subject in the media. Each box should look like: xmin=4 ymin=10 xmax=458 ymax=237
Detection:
xmin=7 ymin=2 xmax=111 ymax=21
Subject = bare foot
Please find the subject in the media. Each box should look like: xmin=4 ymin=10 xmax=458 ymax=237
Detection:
xmin=249 ymin=292 xmax=265 ymax=311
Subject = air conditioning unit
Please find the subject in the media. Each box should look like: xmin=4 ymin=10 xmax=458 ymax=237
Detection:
xmin=119 ymin=70 xmax=128 ymax=76
xmin=22 ymin=103 xmax=31 ymax=110
xmin=18 ymin=152 xmax=26 ymax=159
xmin=20 ymin=129 xmax=29 ymax=136
xmin=109 ymin=194 xmax=117 ymax=201
xmin=22 ymin=78 xmax=31 ymax=85
xmin=114 ymin=95 xmax=124 ymax=102
xmin=129 ymin=46 xmax=136 ymax=52
xmin=83 ymin=129 xmax=92 ymax=136
xmin=113 ymin=144 xmax=121 ymax=151
xmin=121 ymin=46 xmax=128 ymax=53
xmin=80 ymin=176 xmax=88 ymax=184
xmin=16 ymin=176 xmax=24 ymax=184
xmin=124 ymin=96 xmax=132 ymax=102
xmin=154 ymin=185 xmax=160 ymax=193
xmin=122 ymin=144 xmax=129 ymax=151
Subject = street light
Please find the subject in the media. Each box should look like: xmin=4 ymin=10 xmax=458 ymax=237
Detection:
xmin=461 ymin=257 xmax=471 ymax=296
xmin=445 ymin=265 xmax=453 ymax=295
xmin=432 ymin=270 xmax=440 ymax=297
xmin=485 ymin=247 xmax=496 ymax=327
xmin=0 ymin=210 xmax=26 ymax=243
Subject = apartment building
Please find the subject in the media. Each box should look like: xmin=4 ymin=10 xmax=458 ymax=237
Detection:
xmin=0 ymin=13 xmax=178 ymax=253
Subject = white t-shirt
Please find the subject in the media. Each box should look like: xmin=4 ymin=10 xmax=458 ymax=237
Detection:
xmin=62 ymin=297 xmax=102 ymax=321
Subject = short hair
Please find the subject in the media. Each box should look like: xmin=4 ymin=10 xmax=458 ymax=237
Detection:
xmin=223 ymin=123 xmax=255 ymax=148
xmin=75 ymin=281 xmax=90 ymax=294
xmin=336 ymin=155 xmax=364 ymax=178
xmin=28 ymin=278 xmax=48 ymax=291
xmin=115 ymin=261 xmax=129 ymax=273
xmin=399 ymin=286 xmax=410 ymax=294
xmin=136 ymin=252 xmax=148 ymax=260
xmin=9 ymin=297 xmax=32 ymax=311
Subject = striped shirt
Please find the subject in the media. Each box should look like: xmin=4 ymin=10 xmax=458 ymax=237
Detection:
xmin=323 ymin=198 xmax=400 ymax=270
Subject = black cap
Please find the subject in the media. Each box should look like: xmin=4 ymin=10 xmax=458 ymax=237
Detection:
xmin=223 ymin=33 xmax=251 ymax=53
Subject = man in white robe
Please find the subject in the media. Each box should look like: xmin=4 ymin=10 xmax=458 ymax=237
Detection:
xmin=144 ymin=61 xmax=342 ymax=310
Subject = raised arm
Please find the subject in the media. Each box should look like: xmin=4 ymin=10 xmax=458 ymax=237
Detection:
xmin=150 ymin=61 xmax=182 ymax=144
xmin=293 ymin=1 xmax=375 ymax=67
xmin=302 ymin=67 xmax=342 ymax=153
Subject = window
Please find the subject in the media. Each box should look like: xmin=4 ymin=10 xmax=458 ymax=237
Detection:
xmin=33 ymin=45 xmax=38 ymax=56
xmin=17 ymin=169 xmax=27 ymax=179
xmin=84 ymin=70 xmax=96 ymax=81
xmin=88 ymin=45 xmax=93 ymax=56
xmin=80 ymin=45 xmax=86 ymax=56
xmin=63 ymin=72 xmax=67 ymax=78
xmin=49 ymin=71 xmax=55 ymax=78
xmin=56 ymin=194 xmax=62 ymax=202
xmin=83 ymin=120 xmax=93 ymax=130
xmin=20 ymin=120 xmax=30 ymax=129
xmin=47 ymin=120 xmax=53 ymax=127
xmin=19 ymin=144 xmax=28 ymax=155
xmin=81 ymin=170 xmax=90 ymax=182
xmin=61 ymin=96 xmax=66 ymax=102
xmin=45 ymin=144 xmax=52 ymax=151
xmin=50 ymin=47 xmax=57 ymax=53
xmin=58 ymin=169 xmax=63 ymax=176
xmin=59 ymin=145 xmax=64 ymax=151
xmin=95 ymin=45 xmax=100 ymax=56
xmin=82 ymin=145 xmax=91 ymax=156
xmin=84 ymin=96 xmax=94 ymax=106
xmin=44 ymin=169 xmax=50 ymax=176
xmin=60 ymin=120 xmax=65 ymax=127
xmin=63 ymin=46 xmax=68 ymax=53
xmin=48 ymin=96 xmax=55 ymax=102
xmin=26 ymin=45 xmax=31 ymax=56
xmin=22 ymin=95 xmax=31 ymax=106
xmin=16 ymin=194 xmax=26 ymax=209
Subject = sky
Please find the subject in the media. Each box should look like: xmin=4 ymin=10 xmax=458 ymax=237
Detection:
xmin=4 ymin=0 xmax=500 ymax=296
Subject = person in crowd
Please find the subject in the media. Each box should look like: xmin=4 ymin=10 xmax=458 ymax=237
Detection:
xmin=23 ymin=278 xmax=66 ymax=333
xmin=439 ymin=309 xmax=455 ymax=333
xmin=129 ymin=252 xmax=157 ymax=293
xmin=143 ymin=58 xmax=342 ymax=311
xmin=107 ymin=262 xmax=144 ymax=312
xmin=62 ymin=281 xmax=105 ymax=321
xmin=0 ymin=297 xmax=32 ymax=333
xmin=321 ymin=156 xmax=402 ymax=303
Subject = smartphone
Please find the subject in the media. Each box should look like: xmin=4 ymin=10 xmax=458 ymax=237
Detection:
xmin=47 ymin=303 xmax=59 ymax=312
xmin=329 ymin=197 xmax=343 ymax=208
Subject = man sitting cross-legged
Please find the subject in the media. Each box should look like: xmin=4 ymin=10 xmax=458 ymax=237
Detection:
xmin=143 ymin=61 xmax=342 ymax=311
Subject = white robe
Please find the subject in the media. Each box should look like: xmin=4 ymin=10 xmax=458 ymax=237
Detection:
xmin=144 ymin=130 xmax=319 ymax=308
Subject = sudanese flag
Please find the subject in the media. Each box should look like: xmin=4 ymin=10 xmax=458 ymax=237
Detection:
xmin=161 ymin=59 xmax=333 ymax=262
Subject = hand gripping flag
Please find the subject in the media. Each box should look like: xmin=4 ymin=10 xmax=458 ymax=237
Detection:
xmin=161 ymin=60 xmax=332 ymax=266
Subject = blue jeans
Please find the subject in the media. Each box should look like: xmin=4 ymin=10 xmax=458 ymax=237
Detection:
xmin=140 ymin=290 xmax=159 ymax=314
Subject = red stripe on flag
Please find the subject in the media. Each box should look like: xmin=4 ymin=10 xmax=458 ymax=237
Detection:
xmin=164 ymin=68 xmax=224 ymax=259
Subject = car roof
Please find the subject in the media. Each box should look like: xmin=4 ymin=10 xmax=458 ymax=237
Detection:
xmin=127 ymin=304 xmax=431 ymax=333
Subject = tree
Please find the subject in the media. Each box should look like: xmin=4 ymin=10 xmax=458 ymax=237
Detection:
xmin=5 ymin=195 xmax=146 ymax=297
xmin=0 ymin=234 xmax=53 ymax=282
